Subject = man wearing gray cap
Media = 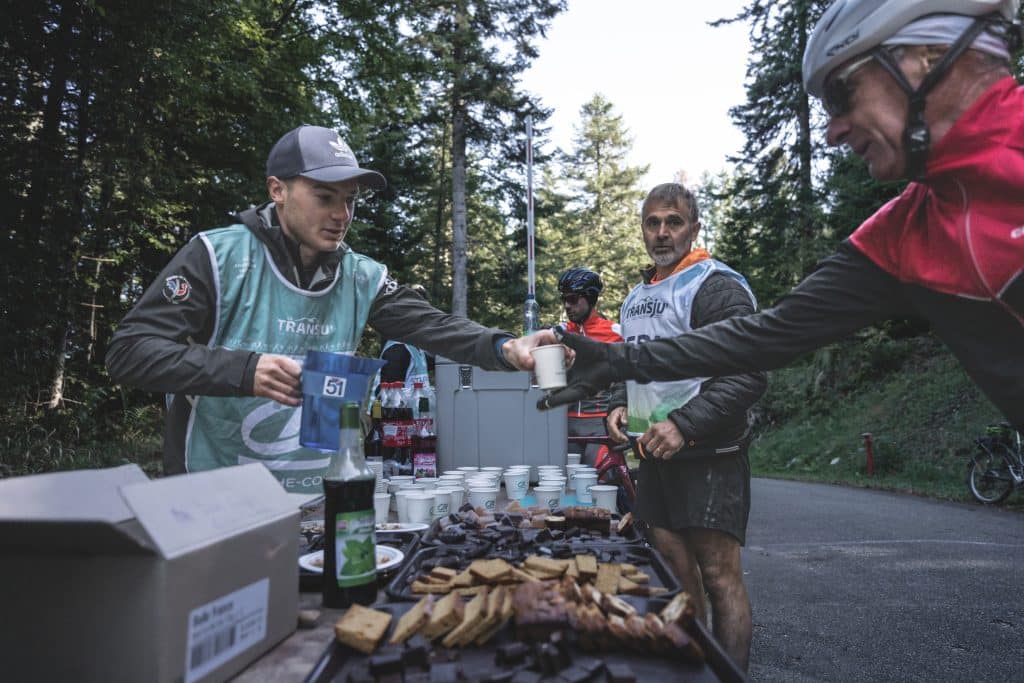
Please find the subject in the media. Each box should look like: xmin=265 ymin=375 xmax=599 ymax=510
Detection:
xmin=107 ymin=124 xmax=541 ymax=492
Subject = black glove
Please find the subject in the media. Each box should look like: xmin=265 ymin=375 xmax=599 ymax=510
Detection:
xmin=536 ymin=325 xmax=637 ymax=411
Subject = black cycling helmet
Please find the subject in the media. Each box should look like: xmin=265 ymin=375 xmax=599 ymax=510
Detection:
xmin=558 ymin=267 xmax=603 ymax=305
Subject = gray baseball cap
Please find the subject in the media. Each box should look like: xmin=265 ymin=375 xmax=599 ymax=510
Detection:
xmin=266 ymin=125 xmax=386 ymax=189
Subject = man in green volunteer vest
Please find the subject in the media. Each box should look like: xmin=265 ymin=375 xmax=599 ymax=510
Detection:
xmin=107 ymin=124 xmax=543 ymax=493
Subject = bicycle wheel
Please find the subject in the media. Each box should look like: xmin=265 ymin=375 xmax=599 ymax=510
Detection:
xmin=968 ymin=447 xmax=1015 ymax=504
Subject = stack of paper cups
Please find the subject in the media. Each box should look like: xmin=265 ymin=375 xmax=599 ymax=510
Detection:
xmin=367 ymin=457 xmax=385 ymax=492
xmin=565 ymin=464 xmax=585 ymax=492
xmin=503 ymin=469 xmax=529 ymax=500
xmin=437 ymin=485 xmax=464 ymax=511
xmin=574 ymin=472 xmax=599 ymax=504
xmin=388 ymin=475 xmax=414 ymax=511
xmin=406 ymin=492 xmax=435 ymax=525
xmin=394 ymin=487 xmax=421 ymax=523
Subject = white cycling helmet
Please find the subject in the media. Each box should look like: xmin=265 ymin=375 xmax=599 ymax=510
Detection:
xmin=803 ymin=0 xmax=1020 ymax=98
xmin=804 ymin=0 xmax=1019 ymax=179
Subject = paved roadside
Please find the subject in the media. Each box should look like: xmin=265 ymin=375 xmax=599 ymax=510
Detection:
xmin=743 ymin=478 xmax=1024 ymax=682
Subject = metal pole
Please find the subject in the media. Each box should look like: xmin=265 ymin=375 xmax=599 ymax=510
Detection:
xmin=861 ymin=432 xmax=875 ymax=476
xmin=526 ymin=115 xmax=535 ymax=297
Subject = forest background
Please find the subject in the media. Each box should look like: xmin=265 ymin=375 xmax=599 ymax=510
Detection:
xmin=2 ymin=1 xmax=1022 ymax=503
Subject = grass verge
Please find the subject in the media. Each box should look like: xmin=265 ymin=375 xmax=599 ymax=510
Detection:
xmin=749 ymin=336 xmax=1022 ymax=509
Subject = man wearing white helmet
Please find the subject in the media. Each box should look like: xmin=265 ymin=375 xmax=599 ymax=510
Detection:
xmin=536 ymin=2 xmax=1024 ymax=437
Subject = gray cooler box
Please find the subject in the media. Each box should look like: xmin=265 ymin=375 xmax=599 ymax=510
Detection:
xmin=435 ymin=357 xmax=567 ymax=473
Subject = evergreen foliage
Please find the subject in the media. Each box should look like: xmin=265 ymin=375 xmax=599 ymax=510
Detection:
xmin=2 ymin=0 xmax=1022 ymax=481
xmin=536 ymin=94 xmax=649 ymax=324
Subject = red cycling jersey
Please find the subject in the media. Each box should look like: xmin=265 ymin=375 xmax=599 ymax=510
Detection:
xmin=850 ymin=77 xmax=1024 ymax=325
xmin=565 ymin=309 xmax=623 ymax=417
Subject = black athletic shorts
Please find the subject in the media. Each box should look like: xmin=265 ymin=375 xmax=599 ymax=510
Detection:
xmin=634 ymin=446 xmax=751 ymax=546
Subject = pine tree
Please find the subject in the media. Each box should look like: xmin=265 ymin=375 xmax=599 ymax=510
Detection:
xmin=540 ymin=94 xmax=649 ymax=318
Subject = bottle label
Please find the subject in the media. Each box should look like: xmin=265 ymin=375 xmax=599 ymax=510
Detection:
xmin=382 ymin=423 xmax=400 ymax=448
xmin=412 ymin=453 xmax=437 ymax=478
xmin=333 ymin=509 xmax=376 ymax=587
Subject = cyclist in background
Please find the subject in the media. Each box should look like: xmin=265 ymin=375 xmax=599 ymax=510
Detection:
xmin=557 ymin=267 xmax=622 ymax=467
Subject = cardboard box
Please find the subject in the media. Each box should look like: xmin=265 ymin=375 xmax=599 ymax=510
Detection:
xmin=0 ymin=463 xmax=300 ymax=682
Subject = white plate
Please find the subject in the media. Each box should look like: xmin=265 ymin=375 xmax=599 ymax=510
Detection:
xmin=302 ymin=521 xmax=429 ymax=535
xmin=375 ymin=522 xmax=429 ymax=533
xmin=298 ymin=545 xmax=404 ymax=575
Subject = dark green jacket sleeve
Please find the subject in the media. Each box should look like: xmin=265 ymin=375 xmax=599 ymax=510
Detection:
xmin=665 ymin=273 xmax=766 ymax=444
xmin=628 ymin=243 xmax=912 ymax=383
xmin=367 ymin=286 xmax=513 ymax=371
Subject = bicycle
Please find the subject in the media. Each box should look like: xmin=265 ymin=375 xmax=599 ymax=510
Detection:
xmin=967 ymin=423 xmax=1024 ymax=505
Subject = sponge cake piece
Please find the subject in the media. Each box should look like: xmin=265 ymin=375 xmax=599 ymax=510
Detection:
xmin=421 ymin=591 xmax=465 ymax=640
xmin=388 ymin=595 xmax=434 ymax=645
xmin=333 ymin=604 xmax=392 ymax=655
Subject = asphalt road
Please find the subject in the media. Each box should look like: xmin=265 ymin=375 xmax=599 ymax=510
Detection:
xmin=742 ymin=478 xmax=1024 ymax=682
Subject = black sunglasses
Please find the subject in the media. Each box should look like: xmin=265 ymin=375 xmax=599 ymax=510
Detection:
xmin=822 ymin=53 xmax=876 ymax=117
xmin=561 ymin=293 xmax=583 ymax=304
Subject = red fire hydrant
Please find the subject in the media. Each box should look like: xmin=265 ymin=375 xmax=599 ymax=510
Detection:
xmin=861 ymin=432 xmax=875 ymax=476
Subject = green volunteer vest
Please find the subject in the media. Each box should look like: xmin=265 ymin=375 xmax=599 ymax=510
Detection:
xmin=370 ymin=340 xmax=430 ymax=397
xmin=184 ymin=225 xmax=386 ymax=493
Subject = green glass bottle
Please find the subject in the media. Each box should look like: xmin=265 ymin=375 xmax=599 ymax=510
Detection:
xmin=322 ymin=402 xmax=378 ymax=608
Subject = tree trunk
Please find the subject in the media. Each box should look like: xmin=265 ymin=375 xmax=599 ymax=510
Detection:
xmin=24 ymin=1 xmax=78 ymax=238
xmin=432 ymin=126 xmax=449 ymax=305
xmin=450 ymin=102 xmax=468 ymax=317
xmin=796 ymin=0 xmax=815 ymax=281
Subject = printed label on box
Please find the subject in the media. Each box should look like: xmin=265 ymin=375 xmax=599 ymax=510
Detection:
xmin=185 ymin=578 xmax=269 ymax=683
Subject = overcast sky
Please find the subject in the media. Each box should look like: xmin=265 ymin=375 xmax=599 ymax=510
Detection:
xmin=520 ymin=0 xmax=752 ymax=187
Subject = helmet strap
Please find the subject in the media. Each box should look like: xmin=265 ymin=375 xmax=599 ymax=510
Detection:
xmin=870 ymin=15 xmax=996 ymax=181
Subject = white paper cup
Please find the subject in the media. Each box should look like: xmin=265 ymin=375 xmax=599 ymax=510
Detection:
xmin=468 ymin=487 xmax=499 ymax=513
xmin=438 ymin=475 xmax=464 ymax=488
xmin=574 ymin=473 xmax=599 ymax=503
xmin=434 ymin=485 xmax=461 ymax=510
xmin=394 ymin=484 xmax=424 ymax=522
xmin=480 ymin=467 xmax=504 ymax=482
xmin=456 ymin=466 xmax=480 ymax=474
xmin=530 ymin=344 xmax=567 ymax=389
xmin=565 ymin=464 xmax=586 ymax=491
xmin=374 ymin=492 xmax=391 ymax=524
xmin=533 ymin=486 xmax=562 ymax=511
xmin=566 ymin=453 xmax=581 ymax=466
xmin=405 ymin=492 xmax=435 ymax=525
xmin=589 ymin=485 xmax=618 ymax=513
xmin=432 ymin=490 xmax=452 ymax=519
xmin=388 ymin=477 xmax=410 ymax=510
xmin=503 ymin=470 xmax=529 ymax=499
xmin=537 ymin=467 xmax=562 ymax=482
xmin=439 ymin=485 xmax=465 ymax=511
xmin=465 ymin=476 xmax=492 ymax=491
xmin=415 ymin=477 xmax=439 ymax=489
